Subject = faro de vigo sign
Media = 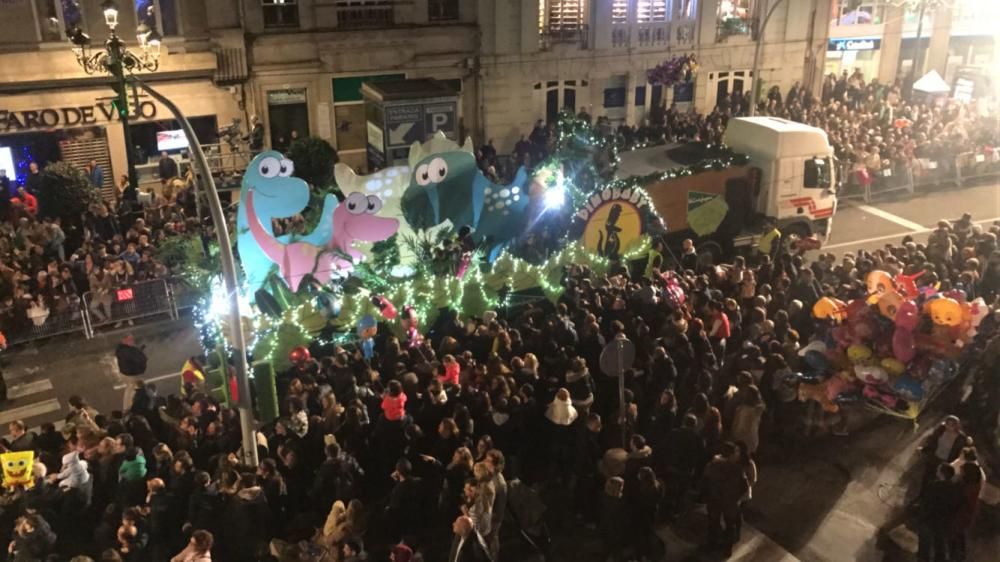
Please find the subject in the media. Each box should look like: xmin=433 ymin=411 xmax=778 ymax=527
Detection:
xmin=0 ymin=99 xmax=158 ymax=132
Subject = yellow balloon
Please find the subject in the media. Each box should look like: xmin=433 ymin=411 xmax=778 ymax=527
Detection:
xmin=880 ymin=357 xmax=906 ymax=377
xmin=847 ymin=344 xmax=873 ymax=363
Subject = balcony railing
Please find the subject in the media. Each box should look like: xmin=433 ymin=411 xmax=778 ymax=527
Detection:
xmin=337 ymin=2 xmax=394 ymax=29
xmin=611 ymin=22 xmax=671 ymax=49
xmin=540 ymin=24 xmax=590 ymax=49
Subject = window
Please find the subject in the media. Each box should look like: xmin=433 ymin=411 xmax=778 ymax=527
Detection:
xmin=831 ymin=0 xmax=887 ymax=26
xmin=804 ymin=158 xmax=832 ymax=189
xmin=539 ymin=0 xmax=588 ymax=39
xmin=612 ymin=0 xmax=628 ymax=25
xmin=428 ymin=0 xmax=459 ymax=21
xmin=336 ymin=0 xmax=393 ymax=29
xmin=717 ymin=0 xmax=752 ymax=38
xmin=636 ymin=0 xmax=667 ymax=23
xmin=673 ymin=0 xmax=697 ymax=20
xmin=262 ymin=0 xmax=299 ymax=29
xmin=39 ymin=0 xmax=84 ymax=41
xmin=134 ymin=0 xmax=179 ymax=36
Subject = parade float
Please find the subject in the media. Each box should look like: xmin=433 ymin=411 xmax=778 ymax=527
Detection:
xmin=180 ymin=103 xmax=965 ymax=426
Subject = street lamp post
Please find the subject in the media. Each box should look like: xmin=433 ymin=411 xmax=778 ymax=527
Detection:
xmin=69 ymin=0 xmax=161 ymax=192
xmin=749 ymin=0 xmax=786 ymax=116
xmin=132 ymin=76 xmax=259 ymax=468
xmin=67 ymin=2 xmax=259 ymax=466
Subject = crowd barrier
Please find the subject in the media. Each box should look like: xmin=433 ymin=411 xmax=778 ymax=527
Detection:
xmin=4 ymin=279 xmax=180 ymax=346
xmin=956 ymin=150 xmax=1000 ymax=186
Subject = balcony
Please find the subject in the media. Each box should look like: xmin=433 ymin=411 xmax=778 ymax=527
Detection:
xmin=611 ymin=22 xmax=671 ymax=49
xmin=717 ymin=15 xmax=752 ymax=42
xmin=336 ymin=1 xmax=394 ymax=29
xmin=540 ymin=24 xmax=590 ymax=50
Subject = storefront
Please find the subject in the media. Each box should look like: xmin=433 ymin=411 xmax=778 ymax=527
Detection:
xmin=0 ymin=79 xmax=242 ymax=195
xmin=825 ymin=36 xmax=882 ymax=79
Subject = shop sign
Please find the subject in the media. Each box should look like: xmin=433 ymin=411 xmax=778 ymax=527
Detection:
xmin=267 ymin=89 xmax=307 ymax=106
xmin=0 ymin=100 xmax=157 ymax=132
xmin=828 ymin=37 xmax=881 ymax=52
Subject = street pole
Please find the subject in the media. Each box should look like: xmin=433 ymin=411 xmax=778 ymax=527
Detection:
xmin=749 ymin=0 xmax=786 ymax=116
xmin=616 ymin=337 xmax=626 ymax=449
xmin=908 ymin=0 xmax=927 ymax=93
xmin=132 ymin=76 xmax=260 ymax=468
xmin=106 ymin=32 xmax=140 ymax=192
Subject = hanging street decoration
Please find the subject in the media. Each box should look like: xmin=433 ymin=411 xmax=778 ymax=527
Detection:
xmin=646 ymin=54 xmax=698 ymax=88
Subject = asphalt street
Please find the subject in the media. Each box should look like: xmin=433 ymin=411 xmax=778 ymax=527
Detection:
xmin=1 ymin=181 xmax=999 ymax=561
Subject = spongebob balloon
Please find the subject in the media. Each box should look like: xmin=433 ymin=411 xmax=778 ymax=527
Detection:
xmin=925 ymin=297 xmax=963 ymax=327
xmin=1 ymin=451 xmax=35 ymax=489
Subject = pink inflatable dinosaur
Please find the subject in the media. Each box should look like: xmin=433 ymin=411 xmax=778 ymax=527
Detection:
xmin=246 ymin=191 xmax=400 ymax=292
xmin=326 ymin=192 xmax=400 ymax=263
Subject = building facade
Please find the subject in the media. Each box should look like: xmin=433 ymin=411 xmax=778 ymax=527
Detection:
xmin=825 ymin=0 xmax=1000 ymax=96
xmin=0 ymin=0 xmax=247 ymax=190
xmin=0 ymin=0 xmax=832 ymax=181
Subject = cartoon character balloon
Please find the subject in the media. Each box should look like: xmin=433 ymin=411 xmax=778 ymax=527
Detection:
xmin=812 ymin=297 xmax=847 ymax=322
xmin=238 ymin=152 xmax=400 ymax=294
xmin=401 ymin=132 xmax=533 ymax=261
xmin=925 ymin=297 xmax=963 ymax=327
xmin=237 ymin=151 xmax=313 ymax=294
xmin=1 ymin=451 xmax=34 ymax=489
xmin=877 ymin=289 xmax=904 ymax=319
xmin=866 ymin=270 xmax=894 ymax=303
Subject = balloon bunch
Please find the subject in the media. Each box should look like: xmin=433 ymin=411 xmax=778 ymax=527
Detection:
xmin=802 ymin=269 xmax=986 ymax=416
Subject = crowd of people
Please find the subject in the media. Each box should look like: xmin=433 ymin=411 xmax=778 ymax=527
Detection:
xmin=0 ymin=154 xmax=202 ymax=341
xmin=478 ymin=69 xmax=999 ymax=199
xmin=0 ymin=70 xmax=995 ymax=562
xmin=0 ymin=199 xmax=996 ymax=561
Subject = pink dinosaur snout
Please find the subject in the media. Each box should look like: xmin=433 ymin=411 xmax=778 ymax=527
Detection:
xmin=351 ymin=215 xmax=400 ymax=242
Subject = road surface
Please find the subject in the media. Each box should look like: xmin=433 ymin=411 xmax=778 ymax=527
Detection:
xmin=2 ymin=181 xmax=999 ymax=561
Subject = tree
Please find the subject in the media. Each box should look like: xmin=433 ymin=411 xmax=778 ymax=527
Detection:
xmin=37 ymin=161 xmax=100 ymax=223
xmin=287 ymin=136 xmax=340 ymax=189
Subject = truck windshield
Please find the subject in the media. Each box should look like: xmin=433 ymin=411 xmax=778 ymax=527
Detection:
xmin=804 ymin=157 xmax=831 ymax=189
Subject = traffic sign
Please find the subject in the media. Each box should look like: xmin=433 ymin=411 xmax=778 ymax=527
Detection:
xmin=600 ymin=336 xmax=635 ymax=378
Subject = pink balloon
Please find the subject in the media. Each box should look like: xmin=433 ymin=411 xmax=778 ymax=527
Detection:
xmin=893 ymin=330 xmax=916 ymax=363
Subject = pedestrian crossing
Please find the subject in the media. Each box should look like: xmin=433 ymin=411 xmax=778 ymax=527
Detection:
xmin=1 ymin=375 xmax=65 ymax=440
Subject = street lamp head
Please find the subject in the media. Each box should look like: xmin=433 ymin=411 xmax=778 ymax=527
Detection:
xmin=68 ymin=26 xmax=90 ymax=47
xmin=102 ymin=0 xmax=119 ymax=29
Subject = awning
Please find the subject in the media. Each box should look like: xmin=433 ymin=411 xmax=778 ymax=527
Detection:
xmin=912 ymin=70 xmax=950 ymax=94
xmin=214 ymin=48 xmax=248 ymax=86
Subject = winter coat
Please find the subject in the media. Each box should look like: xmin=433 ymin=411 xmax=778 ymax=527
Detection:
xmin=222 ymin=486 xmax=273 ymax=560
xmin=565 ymin=368 xmax=595 ymax=407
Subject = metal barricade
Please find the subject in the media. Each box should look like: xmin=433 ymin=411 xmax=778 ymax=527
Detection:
xmin=4 ymin=300 xmax=89 ymax=346
xmin=910 ymin=156 xmax=962 ymax=191
xmin=956 ymin=150 xmax=1000 ymax=186
xmin=82 ymin=278 xmax=178 ymax=335
xmin=869 ymin=166 xmax=914 ymax=201
xmin=836 ymin=162 xmax=871 ymax=203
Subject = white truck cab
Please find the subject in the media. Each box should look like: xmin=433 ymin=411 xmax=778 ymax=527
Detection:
xmin=723 ymin=117 xmax=837 ymax=238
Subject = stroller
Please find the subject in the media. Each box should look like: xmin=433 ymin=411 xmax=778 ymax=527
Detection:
xmin=506 ymin=479 xmax=552 ymax=560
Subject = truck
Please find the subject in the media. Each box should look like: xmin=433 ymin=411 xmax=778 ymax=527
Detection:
xmin=616 ymin=116 xmax=837 ymax=261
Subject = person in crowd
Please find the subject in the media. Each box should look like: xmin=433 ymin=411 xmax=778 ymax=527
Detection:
xmin=447 ymin=515 xmax=491 ymax=562
xmin=158 ymin=152 xmax=179 ymax=182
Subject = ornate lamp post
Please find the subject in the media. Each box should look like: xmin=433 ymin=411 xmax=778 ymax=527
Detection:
xmin=68 ymin=0 xmax=161 ymax=191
